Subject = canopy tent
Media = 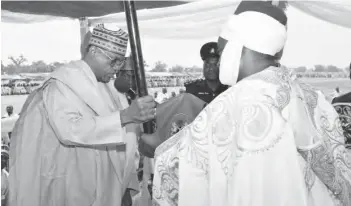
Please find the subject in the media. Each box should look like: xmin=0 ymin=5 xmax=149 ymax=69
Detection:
xmin=1 ymin=1 xmax=188 ymax=21
xmin=94 ymin=0 xmax=351 ymax=39
xmin=19 ymin=73 xmax=50 ymax=78
xmin=1 ymin=74 xmax=25 ymax=80
xmin=2 ymin=1 xmax=351 ymax=40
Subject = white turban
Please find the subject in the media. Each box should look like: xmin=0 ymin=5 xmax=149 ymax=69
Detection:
xmin=219 ymin=11 xmax=287 ymax=86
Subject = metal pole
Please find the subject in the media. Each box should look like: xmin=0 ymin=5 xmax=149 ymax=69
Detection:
xmin=123 ymin=0 xmax=153 ymax=134
xmin=79 ymin=17 xmax=89 ymax=44
xmin=79 ymin=17 xmax=90 ymax=58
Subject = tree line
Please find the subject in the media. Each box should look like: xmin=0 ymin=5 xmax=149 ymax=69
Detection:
xmin=1 ymin=55 xmax=203 ymax=74
xmin=1 ymin=55 xmax=348 ymax=75
xmin=291 ymin=65 xmax=348 ymax=73
xmin=1 ymin=55 xmax=64 ymax=74
xmin=148 ymin=61 xmax=202 ymax=73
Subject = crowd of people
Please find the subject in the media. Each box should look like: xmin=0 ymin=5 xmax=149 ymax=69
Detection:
xmin=1 ymin=76 xmax=197 ymax=96
xmin=1 ymin=2 xmax=351 ymax=206
xmin=152 ymin=87 xmax=186 ymax=104
xmin=146 ymin=76 xmax=192 ymax=88
xmin=1 ymin=81 xmax=41 ymax=95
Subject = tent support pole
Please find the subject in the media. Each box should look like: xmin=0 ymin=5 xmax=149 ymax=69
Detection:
xmin=123 ymin=0 xmax=153 ymax=134
xmin=79 ymin=17 xmax=89 ymax=44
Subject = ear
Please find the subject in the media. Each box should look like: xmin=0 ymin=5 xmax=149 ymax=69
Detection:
xmin=87 ymin=46 xmax=97 ymax=55
xmin=91 ymin=47 xmax=95 ymax=53
xmin=275 ymin=49 xmax=284 ymax=60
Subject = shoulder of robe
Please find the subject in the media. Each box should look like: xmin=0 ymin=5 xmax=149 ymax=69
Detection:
xmin=184 ymin=78 xmax=205 ymax=88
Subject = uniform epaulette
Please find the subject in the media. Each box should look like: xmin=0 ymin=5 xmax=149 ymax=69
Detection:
xmin=184 ymin=78 xmax=204 ymax=87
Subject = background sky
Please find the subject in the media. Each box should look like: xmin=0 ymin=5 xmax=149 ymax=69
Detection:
xmin=1 ymin=6 xmax=351 ymax=70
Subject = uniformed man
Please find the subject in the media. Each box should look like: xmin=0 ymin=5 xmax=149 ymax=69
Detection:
xmin=184 ymin=42 xmax=228 ymax=103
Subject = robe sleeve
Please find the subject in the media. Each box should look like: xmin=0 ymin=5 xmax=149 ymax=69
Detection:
xmin=43 ymin=80 xmax=126 ymax=146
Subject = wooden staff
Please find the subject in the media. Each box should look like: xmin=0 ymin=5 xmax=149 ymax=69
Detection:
xmin=79 ymin=17 xmax=89 ymax=44
xmin=123 ymin=0 xmax=153 ymax=134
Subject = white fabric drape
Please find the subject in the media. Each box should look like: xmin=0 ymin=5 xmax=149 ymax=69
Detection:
xmin=1 ymin=10 xmax=71 ymax=24
xmin=87 ymin=0 xmax=351 ymax=39
xmin=2 ymin=0 xmax=351 ymax=38
xmin=89 ymin=0 xmax=239 ymax=39
xmin=290 ymin=1 xmax=351 ymax=29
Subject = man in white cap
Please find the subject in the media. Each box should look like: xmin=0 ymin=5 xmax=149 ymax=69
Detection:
xmin=8 ymin=24 xmax=157 ymax=206
xmin=152 ymin=2 xmax=351 ymax=206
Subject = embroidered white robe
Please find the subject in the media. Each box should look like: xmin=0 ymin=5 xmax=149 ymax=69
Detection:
xmin=153 ymin=66 xmax=351 ymax=206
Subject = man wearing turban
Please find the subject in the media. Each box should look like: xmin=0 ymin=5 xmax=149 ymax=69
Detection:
xmin=8 ymin=24 xmax=157 ymax=206
xmin=152 ymin=2 xmax=351 ymax=206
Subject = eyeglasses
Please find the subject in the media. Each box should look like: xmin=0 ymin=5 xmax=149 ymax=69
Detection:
xmin=96 ymin=47 xmax=126 ymax=68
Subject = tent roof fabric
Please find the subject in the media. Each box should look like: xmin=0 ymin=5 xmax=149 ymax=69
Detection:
xmin=1 ymin=1 xmax=350 ymax=38
xmin=1 ymin=1 xmax=188 ymax=19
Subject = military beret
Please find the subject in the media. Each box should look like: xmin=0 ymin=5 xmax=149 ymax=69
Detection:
xmin=200 ymin=42 xmax=219 ymax=61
